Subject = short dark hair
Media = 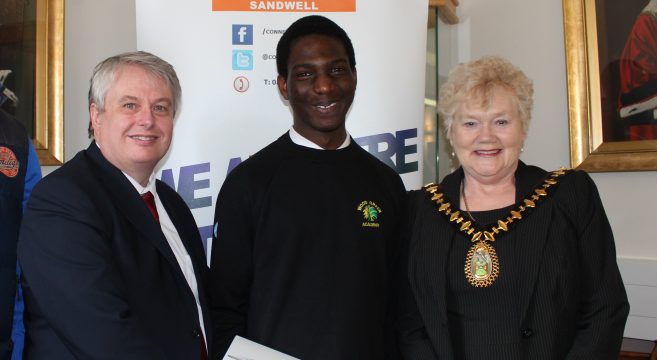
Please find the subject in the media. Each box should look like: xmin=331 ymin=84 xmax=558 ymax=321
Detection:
xmin=276 ymin=15 xmax=356 ymax=78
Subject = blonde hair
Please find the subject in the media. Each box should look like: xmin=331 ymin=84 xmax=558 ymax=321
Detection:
xmin=437 ymin=56 xmax=534 ymax=139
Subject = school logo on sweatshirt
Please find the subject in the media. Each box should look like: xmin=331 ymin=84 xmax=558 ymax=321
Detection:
xmin=357 ymin=200 xmax=381 ymax=228
xmin=0 ymin=146 xmax=19 ymax=178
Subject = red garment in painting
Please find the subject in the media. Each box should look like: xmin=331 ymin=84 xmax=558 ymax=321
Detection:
xmin=618 ymin=12 xmax=657 ymax=140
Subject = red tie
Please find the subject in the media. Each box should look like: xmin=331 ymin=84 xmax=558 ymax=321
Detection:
xmin=141 ymin=191 xmax=159 ymax=223
xmin=200 ymin=336 xmax=208 ymax=360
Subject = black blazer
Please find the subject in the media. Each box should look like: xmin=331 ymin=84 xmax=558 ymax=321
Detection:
xmin=18 ymin=143 xmax=210 ymax=360
xmin=399 ymin=162 xmax=629 ymax=360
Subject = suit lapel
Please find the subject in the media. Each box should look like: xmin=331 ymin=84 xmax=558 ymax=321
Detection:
xmin=412 ymin=171 xmax=462 ymax=329
xmin=157 ymin=181 xmax=211 ymax=335
xmin=409 ymin=182 xmax=458 ymax=357
xmin=156 ymin=181 xmax=208 ymax=287
xmin=433 ymin=170 xmax=462 ymax=325
xmin=85 ymin=143 xmax=180 ymax=270
xmin=413 ymin=205 xmax=452 ymax=324
xmin=431 ymin=221 xmax=453 ymax=326
xmin=156 ymin=182 xmax=200 ymax=262
xmin=513 ymin=162 xmax=553 ymax=323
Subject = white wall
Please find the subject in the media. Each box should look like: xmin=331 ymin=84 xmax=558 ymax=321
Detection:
xmin=65 ymin=0 xmax=137 ymax=155
xmin=40 ymin=0 xmax=137 ymax=177
xmin=441 ymin=0 xmax=657 ymax=339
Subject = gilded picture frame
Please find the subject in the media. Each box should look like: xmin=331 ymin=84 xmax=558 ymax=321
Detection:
xmin=564 ymin=0 xmax=657 ymax=172
xmin=34 ymin=0 xmax=64 ymax=165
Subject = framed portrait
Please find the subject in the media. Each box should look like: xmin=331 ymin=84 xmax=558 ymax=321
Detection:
xmin=564 ymin=0 xmax=657 ymax=172
xmin=0 ymin=0 xmax=63 ymax=165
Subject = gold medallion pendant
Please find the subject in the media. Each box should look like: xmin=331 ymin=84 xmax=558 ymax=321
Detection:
xmin=465 ymin=240 xmax=500 ymax=287
xmin=423 ymin=167 xmax=570 ymax=288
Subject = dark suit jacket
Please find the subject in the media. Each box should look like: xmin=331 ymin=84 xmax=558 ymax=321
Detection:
xmin=17 ymin=143 xmax=210 ymax=360
xmin=399 ymin=162 xmax=629 ymax=360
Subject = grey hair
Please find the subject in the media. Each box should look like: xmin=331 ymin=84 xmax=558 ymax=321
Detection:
xmin=87 ymin=51 xmax=181 ymax=137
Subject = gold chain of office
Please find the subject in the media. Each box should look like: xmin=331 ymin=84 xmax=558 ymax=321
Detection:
xmin=423 ymin=167 xmax=571 ymax=288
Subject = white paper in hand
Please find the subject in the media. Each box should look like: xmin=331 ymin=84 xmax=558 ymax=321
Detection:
xmin=223 ymin=336 xmax=300 ymax=360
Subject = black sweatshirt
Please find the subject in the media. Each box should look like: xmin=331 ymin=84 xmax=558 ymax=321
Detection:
xmin=210 ymin=133 xmax=406 ymax=359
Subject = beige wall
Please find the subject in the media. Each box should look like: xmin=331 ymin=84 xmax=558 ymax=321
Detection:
xmin=65 ymin=0 xmax=137 ymax=157
xmin=42 ymin=0 xmax=136 ymax=176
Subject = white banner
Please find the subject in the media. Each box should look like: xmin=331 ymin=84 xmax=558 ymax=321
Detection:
xmin=136 ymin=0 xmax=429 ymax=252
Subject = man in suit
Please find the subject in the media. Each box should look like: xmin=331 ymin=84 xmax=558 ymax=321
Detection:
xmin=18 ymin=51 xmax=210 ymax=359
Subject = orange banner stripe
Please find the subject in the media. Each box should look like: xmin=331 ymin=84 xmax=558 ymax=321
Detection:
xmin=212 ymin=0 xmax=356 ymax=12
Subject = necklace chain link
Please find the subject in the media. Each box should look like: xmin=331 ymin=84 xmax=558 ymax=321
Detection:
xmin=424 ymin=167 xmax=570 ymax=287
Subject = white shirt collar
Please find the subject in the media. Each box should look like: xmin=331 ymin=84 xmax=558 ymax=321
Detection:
xmin=123 ymin=171 xmax=157 ymax=195
xmin=288 ymin=126 xmax=351 ymax=150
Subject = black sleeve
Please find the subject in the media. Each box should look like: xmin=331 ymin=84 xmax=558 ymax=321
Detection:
xmin=209 ymin=171 xmax=254 ymax=358
xmin=396 ymin=191 xmax=439 ymax=360
xmin=560 ymin=171 xmax=630 ymax=359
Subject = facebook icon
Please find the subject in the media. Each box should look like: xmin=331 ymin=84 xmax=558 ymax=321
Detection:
xmin=232 ymin=24 xmax=253 ymax=45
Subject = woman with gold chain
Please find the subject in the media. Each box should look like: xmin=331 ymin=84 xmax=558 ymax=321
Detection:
xmin=398 ymin=56 xmax=629 ymax=359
